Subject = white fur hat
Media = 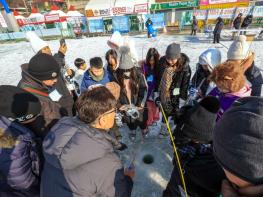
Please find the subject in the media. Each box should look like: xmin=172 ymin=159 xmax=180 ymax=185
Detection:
xmin=227 ymin=35 xmax=250 ymax=60
xmin=199 ymin=48 xmax=222 ymax=71
xmin=26 ymin=31 xmax=48 ymax=53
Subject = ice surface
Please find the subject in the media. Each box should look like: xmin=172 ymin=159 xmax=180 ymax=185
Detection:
xmin=0 ymin=34 xmax=262 ymax=196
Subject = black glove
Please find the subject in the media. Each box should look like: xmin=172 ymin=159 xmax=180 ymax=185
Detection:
xmin=117 ymin=142 xmax=128 ymax=151
xmin=154 ymin=96 xmax=161 ymax=106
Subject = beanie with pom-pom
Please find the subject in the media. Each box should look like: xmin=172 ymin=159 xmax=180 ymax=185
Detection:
xmin=227 ymin=35 xmax=250 ymax=60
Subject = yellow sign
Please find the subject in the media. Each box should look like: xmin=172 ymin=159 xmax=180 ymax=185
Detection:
xmin=200 ymin=2 xmax=249 ymax=9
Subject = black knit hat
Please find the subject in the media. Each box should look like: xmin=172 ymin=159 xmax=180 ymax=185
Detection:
xmin=166 ymin=43 xmax=181 ymax=60
xmin=214 ymin=96 xmax=263 ymax=184
xmin=28 ymin=53 xmax=60 ymax=81
xmin=0 ymin=85 xmax=41 ymax=123
xmin=175 ymin=96 xmax=220 ymax=143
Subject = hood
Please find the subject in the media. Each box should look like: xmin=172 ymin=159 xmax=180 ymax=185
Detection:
xmin=43 ymin=117 xmax=120 ymax=170
xmin=19 ymin=64 xmax=49 ymax=92
xmin=199 ymin=48 xmax=222 ymax=71
xmin=180 ymin=53 xmax=190 ymax=72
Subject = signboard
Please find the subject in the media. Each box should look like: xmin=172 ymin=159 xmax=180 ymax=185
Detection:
xmin=181 ymin=11 xmax=193 ymax=26
xmin=0 ymin=12 xmax=8 ymax=28
xmin=151 ymin=0 xmax=198 ymax=10
xmin=112 ymin=16 xmax=129 ymax=33
xmin=253 ymin=6 xmax=263 ymax=17
xmin=112 ymin=6 xmax=134 ymax=15
xmin=200 ymin=0 xmax=249 ymax=9
xmin=145 ymin=13 xmax=165 ymax=29
xmin=235 ymin=7 xmax=251 ymax=17
xmin=220 ymin=7 xmax=235 ymax=18
xmin=86 ymin=9 xmax=111 ymax=17
xmin=44 ymin=14 xmax=60 ymax=23
xmin=207 ymin=9 xmax=222 ymax=19
xmin=134 ymin=3 xmax=148 ymax=13
xmin=88 ymin=19 xmax=104 ymax=33
xmin=193 ymin=9 xmax=207 ymax=20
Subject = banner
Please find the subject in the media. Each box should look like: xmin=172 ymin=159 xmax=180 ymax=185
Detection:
xmin=134 ymin=3 xmax=148 ymax=14
xmin=235 ymin=7 xmax=251 ymax=17
xmin=145 ymin=13 xmax=165 ymax=29
xmin=88 ymin=19 xmax=104 ymax=33
xmin=112 ymin=16 xmax=129 ymax=33
xmin=181 ymin=11 xmax=193 ymax=26
xmin=207 ymin=9 xmax=222 ymax=19
xmin=86 ymin=9 xmax=110 ymax=17
xmin=193 ymin=9 xmax=207 ymax=20
xmin=151 ymin=0 xmax=198 ymax=10
xmin=200 ymin=0 xmax=249 ymax=9
xmin=220 ymin=7 xmax=235 ymax=18
xmin=253 ymin=6 xmax=263 ymax=17
xmin=112 ymin=6 xmax=134 ymax=15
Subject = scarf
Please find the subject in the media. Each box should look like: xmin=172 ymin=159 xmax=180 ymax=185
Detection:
xmin=160 ymin=66 xmax=176 ymax=104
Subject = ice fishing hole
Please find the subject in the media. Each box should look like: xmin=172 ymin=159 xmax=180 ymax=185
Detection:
xmin=143 ymin=154 xmax=154 ymax=164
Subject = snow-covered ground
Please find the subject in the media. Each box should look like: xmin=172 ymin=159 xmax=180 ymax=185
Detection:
xmin=0 ymin=34 xmax=262 ymax=196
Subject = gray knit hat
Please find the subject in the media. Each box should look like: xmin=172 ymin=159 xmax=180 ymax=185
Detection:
xmin=166 ymin=43 xmax=181 ymax=60
xmin=118 ymin=46 xmax=135 ymax=70
xmin=214 ymin=96 xmax=263 ymax=184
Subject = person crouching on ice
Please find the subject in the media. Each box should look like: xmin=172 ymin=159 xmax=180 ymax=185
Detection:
xmin=41 ymin=86 xmax=134 ymax=197
xmin=163 ymin=96 xmax=225 ymax=197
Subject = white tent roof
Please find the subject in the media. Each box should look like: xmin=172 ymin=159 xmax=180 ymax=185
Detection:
xmin=49 ymin=10 xmax=67 ymax=17
xmin=67 ymin=10 xmax=84 ymax=17
xmin=28 ymin=13 xmax=45 ymax=22
xmin=85 ymin=0 xmax=112 ymax=10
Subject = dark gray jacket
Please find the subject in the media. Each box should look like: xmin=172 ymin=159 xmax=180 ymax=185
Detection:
xmin=41 ymin=117 xmax=133 ymax=197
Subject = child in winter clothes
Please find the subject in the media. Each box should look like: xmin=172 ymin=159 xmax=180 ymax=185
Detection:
xmin=163 ymin=96 xmax=225 ymax=197
xmin=191 ymin=48 xmax=221 ymax=99
xmin=74 ymin=58 xmax=86 ymax=87
xmin=214 ymin=97 xmax=263 ymax=197
xmin=0 ymin=85 xmax=42 ymax=197
xmin=115 ymin=46 xmax=148 ymax=141
xmin=142 ymin=48 xmax=160 ymax=128
xmin=81 ymin=57 xmax=111 ymax=93
xmin=209 ymin=61 xmax=251 ymax=121
xmin=227 ymin=35 xmax=263 ymax=96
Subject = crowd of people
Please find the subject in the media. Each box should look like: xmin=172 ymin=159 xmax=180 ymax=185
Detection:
xmin=0 ymin=30 xmax=263 ymax=197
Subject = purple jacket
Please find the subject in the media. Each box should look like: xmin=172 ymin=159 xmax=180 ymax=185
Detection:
xmin=0 ymin=116 xmax=40 ymax=196
xmin=209 ymin=86 xmax=251 ymax=121
xmin=142 ymin=63 xmax=156 ymax=100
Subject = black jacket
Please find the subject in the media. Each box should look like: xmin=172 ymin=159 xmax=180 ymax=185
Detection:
xmin=233 ymin=16 xmax=242 ymax=29
xmin=241 ymin=15 xmax=253 ymax=28
xmin=213 ymin=20 xmax=224 ymax=34
xmin=245 ymin=62 xmax=263 ymax=96
xmin=53 ymin=51 xmax=75 ymax=116
xmin=191 ymin=64 xmax=211 ymax=97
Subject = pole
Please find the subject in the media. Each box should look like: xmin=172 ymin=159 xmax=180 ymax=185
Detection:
xmin=22 ymin=0 xmax=29 ymax=14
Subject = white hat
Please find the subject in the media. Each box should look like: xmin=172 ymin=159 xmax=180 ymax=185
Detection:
xmin=26 ymin=31 xmax=48 ymax=53
xmin=107 ymin=31 xmax=124 ymax=50
xmin=199 ymin=48 xmax=222 ymax=71
xmin=227 ymin=35 xmax=250 ymax=60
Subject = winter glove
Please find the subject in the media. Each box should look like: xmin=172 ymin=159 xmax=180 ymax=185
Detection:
xmin=154 ymin=96 xmax=161 ymax=106
xmin=116 ymin=142 xmax=128 ymax=151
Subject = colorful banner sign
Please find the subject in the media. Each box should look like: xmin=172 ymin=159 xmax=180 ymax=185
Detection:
xmin=220 ymin=7 xmax=235 ymax=18
xmin=200 ymin=2 xmax=249 ymax=9
xmin=151 ymin=0 xmax=198 ymax=10
xmin=112 ymin=6 xmax=134 ymax=15
xmin=86 ymin=9 xmax=111 ymax=17
xmin=134 ymin=3 xmax=148 ymax=13
xmin=193 ymin=9 xmax=207 ymax=20
xmin=207 ymin=9 xmax=222 ymax=19
xmin=44 ymin=14 xmax=60 ymax=23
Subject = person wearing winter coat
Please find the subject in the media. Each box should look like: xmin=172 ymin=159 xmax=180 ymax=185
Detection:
xmin=18 ymin=53 xmax=66 ymax=139
xmin=81 ymin=57 xmax=111 ymax=93
xmin=106 ymin=49 xmax=119 ymax=81
xmin=163 ymin=96 xmax=225 ymax=197
xmin=209 ymin=61 xmax=251 ymax=121
xmin=158 ymin=43 xmax=191 ymax=119
xmin=191 ymin=16 xmax=198 ymax=36
xmin=41 ymin=86 xmax=134 ymax=197
xmin=145 ymin=18 xmax=153 ymax=38
xmin=214 ymin=96 xmax=263 ymax=197
xmin=233 ymin=13 xmax=243 ymax=30
xmin=0 ymin=85 xmax=42 ymax=197
xmin=227 ymin=35 xmax=263 ymax=96
xmin=191 ymin=48 xmax=222 ymax=99
xmin=141 ymin=48 xmax=160 ymax=128
xmin=241 ymin=14 xmax=253 ymax=35
xmin=213 ymin=17 xmax=224 ymax=43
xmin=26 ymin=31 xmax=74 ymax=116
xmin=72 ymin=58 xmax=86 ymax=96
xmin=115 ymin=46 xmax=148 ymax=141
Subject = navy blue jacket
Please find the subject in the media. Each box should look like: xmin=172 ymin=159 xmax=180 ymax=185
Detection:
xmin=0 ymin=116 xmax=40 ymax=196
xmin=81 ymin=68 xmax=111 ymax=93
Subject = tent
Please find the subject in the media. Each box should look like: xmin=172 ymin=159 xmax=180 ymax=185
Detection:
xmin=27 ymin=8 xmax=45 ymax=24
